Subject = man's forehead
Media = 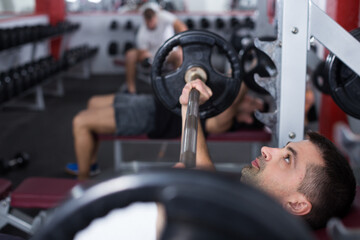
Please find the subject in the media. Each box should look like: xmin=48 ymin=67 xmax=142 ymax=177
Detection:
xmin=289 ymin=140 xmax=324 ymax=166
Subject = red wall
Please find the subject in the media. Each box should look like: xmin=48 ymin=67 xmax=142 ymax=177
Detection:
xmin=35 ymin=0 xmax=66 ymax=58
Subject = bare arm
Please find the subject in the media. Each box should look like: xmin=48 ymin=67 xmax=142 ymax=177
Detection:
xmin=205 ymin=83 xmax=248 ymax=134
xmin=173 ymin=19 xmax=188 ymax=33
xmin=179 ymin=80 xmax=215 ymax=170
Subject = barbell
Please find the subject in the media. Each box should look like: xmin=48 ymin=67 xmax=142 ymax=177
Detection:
xmin=31 ymin=170 xmax=314 ymax=240
xmin=151 ymin=30 xmax=241 ymax=167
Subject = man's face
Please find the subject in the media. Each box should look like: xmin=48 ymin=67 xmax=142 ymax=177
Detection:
xmin=241 ymin=140 xmax=324 ymax=205
xmin=145 ymin=16 xmax=158 ymax=30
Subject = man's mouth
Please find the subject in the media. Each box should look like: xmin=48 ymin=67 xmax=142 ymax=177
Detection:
xmin=251 ymin=158 xmax=260 ymax=169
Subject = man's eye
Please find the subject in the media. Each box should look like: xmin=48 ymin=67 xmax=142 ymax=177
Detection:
xmin=284 ymin=156 xmax=291 ymax=164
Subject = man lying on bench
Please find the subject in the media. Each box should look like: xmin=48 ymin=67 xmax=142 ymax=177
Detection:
xmin=68 ymin=82 xmax=265 ymax=180
xmin=177 ymin=79 xmax=356 ymax=229
xmin=74 ymin=80 xmax=356 ymax=240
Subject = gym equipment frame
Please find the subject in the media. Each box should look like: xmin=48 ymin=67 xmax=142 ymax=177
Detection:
xmin=255 ymin=0 xmax=360 ymax=147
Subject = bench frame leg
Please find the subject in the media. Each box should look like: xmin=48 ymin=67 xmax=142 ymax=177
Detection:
xmin=0 ymin=197 xmax=47 ymax=235
xmin=114 ymin=140 xmax=123 ymax=169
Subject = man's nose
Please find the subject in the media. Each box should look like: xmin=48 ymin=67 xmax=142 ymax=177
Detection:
xmin=261 ymin=146 xmax=272 ymax=161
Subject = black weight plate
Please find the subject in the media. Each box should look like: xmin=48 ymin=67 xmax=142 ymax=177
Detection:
xmin=151 ymin=30 xmax=241 ymax=119
xmin=312 ymin=61 xmax=331 ymax=95
xmin=327 ymin=28 xmax=360 ymax=119
xmin=240 ymin=45 xmax=277 ymax=95
xmin=32 ymin=170 xmax=314 ymax=240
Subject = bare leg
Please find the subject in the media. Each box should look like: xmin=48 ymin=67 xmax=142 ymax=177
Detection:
xmin=73 ymin=106 xmax=117 ymax=180
xmin=87 ymin=94 xmax=115 ymax=109
xmin=85 ymin=94 xmax=116 ymax=164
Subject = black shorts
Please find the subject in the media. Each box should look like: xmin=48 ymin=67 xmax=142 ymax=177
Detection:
xmin=113 ymin=93 xmax=156 ymax=135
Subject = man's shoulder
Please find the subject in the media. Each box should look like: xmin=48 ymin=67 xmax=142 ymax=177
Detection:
xmin=158 ymin=10 xmax=176 ymax=23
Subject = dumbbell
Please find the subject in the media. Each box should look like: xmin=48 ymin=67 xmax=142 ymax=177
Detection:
xmin=0 ymin=29 xmax=10 ymax=50
xmin=23 ymin=63 xmax=38 ymax=86
xmin=110 ymin=20 xmax=118 ymax=30
xmin=16 ymin=26 xmax=27 ymax=45
xmin=1 ymin=72 xmax=15 ymax=99
xmin=124 ymin=20 xmax=133 ymax=30
xmin=123 ymin=41 xmax=134 ymax=54
xmin=242 ymin=17 xmax=255 ymax=29
xmin=185 ymin=19 xmax=195 ymax=29
xmin=88 ymin=47 xmax=99 ymax=57
xmin=21 ymin=26 xmax=31 ymax=44
xmin=9 ymin=27 xmax=20 ymax=48
xmin=29 ymin=25 xmax=41 ymax=42
xmin=32 ymin=61 xmax=46 ymax=83
xmin=0 ymin=152 xmax=30 ymax=174
xmin=9 ymin=68 xmax=24 ymax=95
xmin=17 ymin=66 xmax=31 ymax=90
xmin=200 ymin=17 xmax=210 ymax=29
xmin=69 ymin=22 xmax=80 ymax=32
xmin=39 ymin=24 xmax=52 ymax=39
xmin=48 ymin=56 xmax=61 ymax=75
xmin=108 ymin=42 xmax=118 ymax=56
xmin=215 ymin=18 xmax=225 ymax=30
xmin=38 ymin=56 xmax=55 ymax=78
xmin=63 ymin=46 xmax=81 ymax=68
xmin=230 ymin=17 xmax=240 ymax=28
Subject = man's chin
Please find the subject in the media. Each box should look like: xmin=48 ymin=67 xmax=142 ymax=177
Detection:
xmin=240 ymin=166 xmax=259 ymax=186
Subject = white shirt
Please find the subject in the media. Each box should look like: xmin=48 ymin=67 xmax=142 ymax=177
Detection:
xmin=136 ymin=10 xmax=177 ymax=61
xmin=74 ymin=202 xmax=158 ymax=240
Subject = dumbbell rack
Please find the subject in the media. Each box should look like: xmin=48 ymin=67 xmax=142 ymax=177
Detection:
xmin=0 ymin=29 xmax=76 ymax=111
xmin=254 ymin=0 xmax=360 ymax=147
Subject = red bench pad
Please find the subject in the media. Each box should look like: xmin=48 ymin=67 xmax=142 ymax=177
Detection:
xmin=11 ymin=177 xmax=79 ymax=209
xmin=207 ymin=129 xmax=271 ymax=142
xmin=315 ymin=186 xmax=360 ymax=239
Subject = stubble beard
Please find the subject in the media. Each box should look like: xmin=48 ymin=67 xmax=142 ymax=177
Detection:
xmin=240 ymin=156 xmax=265 ymax=188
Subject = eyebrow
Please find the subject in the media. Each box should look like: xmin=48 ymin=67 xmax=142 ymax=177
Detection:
xmin=286 ymin=145 xmax=298 ymax=168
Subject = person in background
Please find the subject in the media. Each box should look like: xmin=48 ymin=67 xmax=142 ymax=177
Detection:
xmin=125 ymin=2 xmax=187 ymax=94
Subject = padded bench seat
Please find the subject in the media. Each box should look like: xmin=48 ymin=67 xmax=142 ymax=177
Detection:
xmin=0 ymin=177 xmax=79 ymax=234
xmin=10 ymin=177 xmax=79 ymax=209
xmin=0 ymin=179 xmax=12 ymax=199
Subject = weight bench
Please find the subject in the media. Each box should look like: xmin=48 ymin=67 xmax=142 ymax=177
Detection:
xmin=0 ymin=177 xmax=79 ymax=235
xmin=98 ymin=128 xmax=272 ymax=170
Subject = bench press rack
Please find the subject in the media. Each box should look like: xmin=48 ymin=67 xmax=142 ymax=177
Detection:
xmin=256 ymin=0 xmax=360 ymax=147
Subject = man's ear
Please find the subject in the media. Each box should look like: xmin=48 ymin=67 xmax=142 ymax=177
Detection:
xmin=283 ymin=193 xmax=312 ymax=216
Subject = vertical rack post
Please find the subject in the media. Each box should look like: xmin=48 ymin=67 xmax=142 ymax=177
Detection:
xmin=277 ymin=0 xmax=308 ymax=147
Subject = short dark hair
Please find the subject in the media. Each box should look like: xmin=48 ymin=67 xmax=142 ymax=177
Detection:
xmin=298 ymin=131 xmax=356 ymax=229
xmin=143 ymin=8 xmax=156 ymax=20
